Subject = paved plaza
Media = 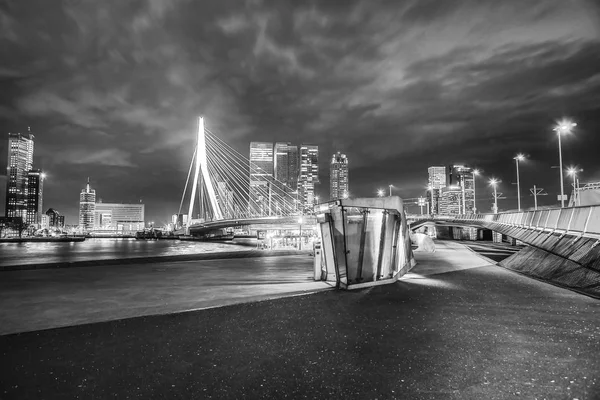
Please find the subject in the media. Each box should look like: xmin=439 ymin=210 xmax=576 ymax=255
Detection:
xmin=1 ymin=242 xmax=598 ymax=399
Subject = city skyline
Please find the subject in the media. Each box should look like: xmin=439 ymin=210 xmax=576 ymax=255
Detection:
xmin=1 ymin=1 xmax=600 ymax=223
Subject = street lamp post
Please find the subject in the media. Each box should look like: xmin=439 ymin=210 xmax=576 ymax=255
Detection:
xmin=567 ymin=167 xmax=583 ymax=206
xmin=388 ymin=184 xmax=393 ymax=197
xmin=298 ymin=217 xmax=303 ymax=250
xmin=553 ymin=119 xmax=577 ymax=208
xmin=514 ymin=154 xmax=525 ymax=211
xmin=473 ymin=169 xmax=479 ymax=214
xmin=490 ymin=178 xmax=499 ymax=214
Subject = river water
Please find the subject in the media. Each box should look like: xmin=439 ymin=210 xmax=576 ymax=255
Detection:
xmin=0 ymin=238 xmax=254 ymax=267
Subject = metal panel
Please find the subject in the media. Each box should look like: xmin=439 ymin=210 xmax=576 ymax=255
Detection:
xmin=546 ymin=209 xmax=561 ymax=230
xmin=570 ymin=207 xmax=590 ymax=233
xmin=525 ymin=212 xmax=535 ymax=227
xmin=585 ymin=207 xmax=600 ymax=236
xmin=556 ymin=208 xmax=574 ymax=231
xmin=538 ymin=210 xmax=550 ymax=229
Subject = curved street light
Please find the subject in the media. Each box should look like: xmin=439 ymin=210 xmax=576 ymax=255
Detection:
xmin=513 ymin=154 xmax=525 ymax=211
xmin=553 ymin=119 xmax=577 ymax=207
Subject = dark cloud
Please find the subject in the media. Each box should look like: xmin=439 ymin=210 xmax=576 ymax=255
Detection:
xmin=1 ymin=0 xmax=599 ymax=222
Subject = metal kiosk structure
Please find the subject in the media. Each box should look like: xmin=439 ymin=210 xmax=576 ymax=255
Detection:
xmin=315 ymin=197 xmax=416 ymax=290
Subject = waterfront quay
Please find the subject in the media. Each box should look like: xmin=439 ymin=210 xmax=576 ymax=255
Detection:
xmin=1 ymin=241 xmax=598 ymax=399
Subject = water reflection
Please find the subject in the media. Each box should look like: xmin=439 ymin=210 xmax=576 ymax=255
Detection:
xmin=0 ymin=238 xmax=248 ymax=267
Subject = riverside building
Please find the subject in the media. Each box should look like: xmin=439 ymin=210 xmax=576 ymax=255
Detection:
xmin=78 ymin=178 xmax=96 ymax=232
xmin=330 ymin=152 xmax=349 ymax=200
xmin=94 ymin=201 xmax=145 ymax=232
xmin=5 ymin=131 xmax=35 ymax=220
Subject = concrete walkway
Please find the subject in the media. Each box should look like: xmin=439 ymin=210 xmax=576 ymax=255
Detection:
xmin=0 ymin=241 xmax=490 ymax=336
xmin=1 ymin=241 xmax=598 ymax=399
xmin=0 ymin=254 xmax=331 ymax=335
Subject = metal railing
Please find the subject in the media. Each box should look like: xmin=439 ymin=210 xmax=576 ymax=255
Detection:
xmin=437 ymin=205 xmax=600 ymax=239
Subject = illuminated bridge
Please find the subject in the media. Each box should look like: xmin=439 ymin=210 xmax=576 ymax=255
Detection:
xmin=177 ymin=117 xmax=310 ymax=236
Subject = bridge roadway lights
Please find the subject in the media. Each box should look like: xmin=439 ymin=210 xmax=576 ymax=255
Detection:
xmin=315 ymin=197 xmax=415 ymax=290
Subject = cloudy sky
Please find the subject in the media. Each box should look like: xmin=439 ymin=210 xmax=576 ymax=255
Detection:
xmin=1 ymin=0 xmax=600 ymax=223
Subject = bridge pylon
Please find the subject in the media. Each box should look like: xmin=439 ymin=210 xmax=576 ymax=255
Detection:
xmin=187 ymin=116 xmax=224 ymax=223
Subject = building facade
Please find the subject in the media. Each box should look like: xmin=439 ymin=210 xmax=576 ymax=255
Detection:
xmin=79 ymin=179 xmax=96 ymax=231
xmin=329 ymin=152 xmax=349 ymax=200
xmin=249 ymin=142 xmax=274 ymax=215
xmin=428 ymin=166 xmax=447 ymax=189
xmin=448 ymin=165 xmax=475 ymax=214
xmin=94 ymin=201 xmax=145 ymax=232
xmin=299 ymin=145 xmax=319 ymax=212
xmin=439 ymin=186 xmax=463 ymax=215
xmin=45 ymin=208 xmax=65 ymax=228
xmin=274 ymin=142 xmax=299 ymax=191
xmin=5 ymin=132 xmax=34 ymax=220
xmin=26 ymin=169 xmax=44 ymax=225
xmin=427 ymin=166 xmax=447 ymax=214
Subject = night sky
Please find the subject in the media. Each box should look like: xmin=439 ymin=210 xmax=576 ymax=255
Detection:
xmin=1 ymin=0 xmax=600 ymax=224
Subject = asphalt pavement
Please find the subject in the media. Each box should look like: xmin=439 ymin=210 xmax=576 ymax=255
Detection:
xmin=1 ymin=241 xmax=599 ymax=399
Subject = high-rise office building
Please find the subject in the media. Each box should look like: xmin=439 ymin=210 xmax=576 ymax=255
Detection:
xmin=439 ymin=187 xmax=463 ymax=215
xmin=79 ymin=178 xmax=96 ymax=231
xmin=274 ymin=142 xmax=299 ymax=191
xmin=94 ymin=201 xmax=145 ymax=232
xmin=249 ymin=142 xmax=274 ymax=215
xmin=26 ymin=169 xmax=44 ymax=225
xmin=427 ymin=166 xmax=446 ymax=215
xmin=448 ymin=165 xmax=475 ymax=213
xmin=299 ymin=145 xmax=319 ymax=212
xmin=428 ymin=166 xmax=447 ymax=189
xmin=330 ymin=152 xmax=349 ymax=200
xmin=5 ymin=132 xmax=34 ymax=220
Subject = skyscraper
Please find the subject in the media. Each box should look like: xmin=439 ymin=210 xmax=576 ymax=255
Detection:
xmin=79 ymin=178 xmax=96 ymax=231
xmin=274 ymin=142 xmax=299 ymax=191
xmin=299 ymin=145 xmax=319 ymax=212
xmin=5 ymin=132 xmax=34 ymax=220
xmin=448 ymin=165 xmax=475 ymax=213
xmin=26 ymin=169 xmax=44 ymax=225
xmin=427 ymin=166 xmax=446 ymax=215
xmin=330 ymin=152 xmax=349 ymax=200
xmin=428 ymin=166 xmax=447 ymax=189
xmin=249 ymin=142 xmax=274 ymax=215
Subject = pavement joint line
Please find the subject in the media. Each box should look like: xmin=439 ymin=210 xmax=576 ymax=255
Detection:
xmin=175 ymin=286 xmax=336 ymax=315
xmin=0 ymin=286 xmax=336 ymax=337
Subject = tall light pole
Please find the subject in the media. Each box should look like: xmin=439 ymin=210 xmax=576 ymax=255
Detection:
xmin=472 ymin=169 xmax=479 ymax=214
xmin=567 ymin=167 xmax=583 ymax=206
xmin=514 ymin=154 xmax=525 ymax=211
xmin=388 ymin=184 xmax=393 ymax=197
xmin=490 ymin=178 xmax=500 ymax=214
xmin=298 ymin=216 xmax=303 ymax=250
xmin=553 ymin=119 xmax=576 ymax=208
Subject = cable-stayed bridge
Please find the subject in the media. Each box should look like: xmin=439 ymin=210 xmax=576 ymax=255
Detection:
xmin=177 ymin=117 xmax=305 ymax=236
